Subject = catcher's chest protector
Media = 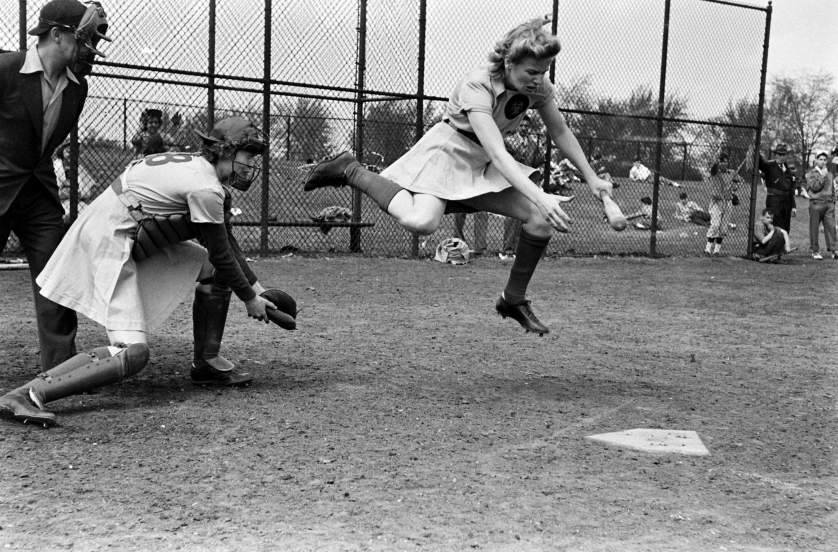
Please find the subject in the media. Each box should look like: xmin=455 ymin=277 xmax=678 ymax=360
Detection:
xmin=132 ymin=214 xmax=197 ymax=262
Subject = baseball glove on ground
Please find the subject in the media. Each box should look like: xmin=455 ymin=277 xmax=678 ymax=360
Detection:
xmin=260 ymin=288 xmax=298 ymax=330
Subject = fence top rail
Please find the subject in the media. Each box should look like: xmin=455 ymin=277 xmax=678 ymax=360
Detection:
xmin=699 ymin=0 xmax=769 ymax=13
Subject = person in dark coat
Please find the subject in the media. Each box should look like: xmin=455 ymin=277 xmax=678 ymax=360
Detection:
xmin=757 ymin=143 xmax=797 ymax=233
xmin=0 ymin=0 xmax=110 ymax=370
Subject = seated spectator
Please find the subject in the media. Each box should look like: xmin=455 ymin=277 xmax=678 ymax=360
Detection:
xmin=590 ymin=150 xmax=618 ymax=188
xmin=752 ymin=209 xmax=792 ymax=263
xmin=629 ymin=156 xmax=680 ymax=187
xmin=674 ymin=191 xmax=710 ymax=226
xmin=626 ymin=196 xmax=657 ymax=230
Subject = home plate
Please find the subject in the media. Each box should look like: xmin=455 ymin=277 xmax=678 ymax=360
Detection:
xmin=586 ymin=428 xmax=710 ymax=456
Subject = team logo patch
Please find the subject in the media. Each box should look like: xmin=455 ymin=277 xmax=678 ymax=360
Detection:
xmin=504 ymin=94 xmax=530 ymax=120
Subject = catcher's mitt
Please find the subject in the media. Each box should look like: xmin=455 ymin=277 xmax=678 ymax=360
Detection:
xmin=260 ymin=288 xmax=298 ymax=330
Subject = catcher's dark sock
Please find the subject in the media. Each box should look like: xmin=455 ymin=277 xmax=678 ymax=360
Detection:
xmin=503 ymin=229 xmax=550 ymax=304
xmin=344 ymin=163 xmax=404 ymax=212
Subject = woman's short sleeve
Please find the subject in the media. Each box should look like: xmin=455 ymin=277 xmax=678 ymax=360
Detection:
xmin=455 ymin=78 xmax=495 ymax=115
xmin=186 ymin=187 xmax=226 ymax=224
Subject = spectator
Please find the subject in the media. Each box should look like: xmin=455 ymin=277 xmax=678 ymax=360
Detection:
xmin=131 ymin=108 xmax=172 ymax=157
xmin=626 ymin=196 xmax=655 ymax=230
xmin=751 ymin=208 xmax=791 ymax=263
xmin=756 ymin=143 xmax=796 ymax=233
xmin=629 ymin=156 xmax=680 ymax=187
xmin=590 ymin=150 xmax=618 ymax=188
xmin=674 ymin=191 xmax=710 ymax=226
xmin=804 ymin=150 xmax=836 ymax=260
xmin=703 ymin=153 xmax=737 ymax=256
xmin=0 ymin=0 xmax=110 ymax=371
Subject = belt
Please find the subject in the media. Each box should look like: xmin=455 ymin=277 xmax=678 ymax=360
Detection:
xmin=445 ymin=120 xmax=481 ymax=145
xmin=765 ymin=189 xmax=790 ymax=197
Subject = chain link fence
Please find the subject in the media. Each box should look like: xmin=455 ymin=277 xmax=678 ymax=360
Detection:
xmin=2 ymin=0 xmax=771 ymax=258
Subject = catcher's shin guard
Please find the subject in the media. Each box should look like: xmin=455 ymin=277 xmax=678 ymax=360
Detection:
xmin=29 ymin=344 xmax=150 ymax=406
xmin=192 ymin=286 xmax=252 ymax=386
xmin=0 ymin=347 xmax=116 ymax=426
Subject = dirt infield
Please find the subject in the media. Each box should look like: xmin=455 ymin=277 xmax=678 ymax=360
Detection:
xmin=0 ymin=255 xmax=835 ymax=551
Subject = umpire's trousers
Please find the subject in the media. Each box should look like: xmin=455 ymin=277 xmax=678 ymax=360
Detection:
xmin=0 ymin=178 xmax=77 ymax=369
xmin=765 ymin=195 xmax=793 ymax=233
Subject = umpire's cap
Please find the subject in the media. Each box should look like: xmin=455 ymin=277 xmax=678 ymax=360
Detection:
xmin=29 ymin=0 xmax=87 ymax=36
xmin=772 ymin=143 xmax=789 ymax=155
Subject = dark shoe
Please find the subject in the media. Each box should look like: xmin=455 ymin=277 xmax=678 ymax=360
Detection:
xmin=302 ymin=151 xmax=358 ymax=191
xmin=191 ymin=357 xmax=253 ymax=386
xmin=495 ymin=296 xmax=550 ymax=335
xmin=0 ymin=389 xmax=57 ymax=427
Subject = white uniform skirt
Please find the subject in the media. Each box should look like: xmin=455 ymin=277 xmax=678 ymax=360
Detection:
xmin=37 ymin=187 xmax=207 ymax=332
xmin=381 ymin=122 xmax=537 ymax=200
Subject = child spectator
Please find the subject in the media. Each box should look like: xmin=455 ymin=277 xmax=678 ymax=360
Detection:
xmin=674 ymin=191 xmax=710 ymax=226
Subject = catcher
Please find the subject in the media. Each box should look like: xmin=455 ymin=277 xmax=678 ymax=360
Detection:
xmin=0 ymin=117 xmax=297 ymax=427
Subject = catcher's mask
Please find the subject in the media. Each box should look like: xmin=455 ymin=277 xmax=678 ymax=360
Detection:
xmin=74 ymin=1 xmax=111 ymax=77
xmin=196 ymin=117 xmax=267 ymax=191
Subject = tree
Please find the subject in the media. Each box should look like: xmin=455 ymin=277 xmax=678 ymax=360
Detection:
xmin=764 ymin=73 xmax=838 ymax=169
xmin=363 ymin=100 xmax=416 ymax=167
xmin=712 ymin=98 xmax=759 ymax=165
xmin=288 ymin=97 xmax=334 ymax=162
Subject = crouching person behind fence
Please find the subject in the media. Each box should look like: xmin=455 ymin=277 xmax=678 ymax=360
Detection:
xmin=0 ymin=117 xmax=285 ymax=427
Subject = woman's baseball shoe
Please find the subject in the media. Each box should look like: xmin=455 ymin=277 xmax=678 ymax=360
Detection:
xmin=495 ymin=296 xmax=550 ymax=335
xmin=302 ymin=151 xmax=357 ymax=191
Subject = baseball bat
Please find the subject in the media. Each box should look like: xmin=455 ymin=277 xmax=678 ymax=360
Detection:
xmin=600 ymin=191 xmax=627 ymax=231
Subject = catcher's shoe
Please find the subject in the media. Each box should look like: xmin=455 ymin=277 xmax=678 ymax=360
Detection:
xmin=0 ymin=388 xmax=57 ymax=427
xmin=191 ymin=356 xmax=253 ymax=386
xmin=495 ymin=296 xmax=550 ymax=336
xmin=302 ymin=151 xmax=358 ymax=191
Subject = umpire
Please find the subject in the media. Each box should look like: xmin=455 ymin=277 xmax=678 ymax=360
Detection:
xmin=0 ymin=0 xmax=109 ymax=369
xmin=758 ymin=143 xmax=797 ymax=233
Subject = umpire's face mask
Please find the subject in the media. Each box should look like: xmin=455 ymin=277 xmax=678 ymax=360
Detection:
xmin=72 ymin=2 xmax=112 ymax=77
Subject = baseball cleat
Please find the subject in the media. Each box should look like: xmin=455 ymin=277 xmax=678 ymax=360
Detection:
xmin=191 ymin=357 xmax=253 ymax=386
xmin=302 ymin=151 xmax=356 ymax=191
xmin=0 ymin=388 xmax=57 ymax=427
xmin=495 ymin=296 xmax=550 ymax=336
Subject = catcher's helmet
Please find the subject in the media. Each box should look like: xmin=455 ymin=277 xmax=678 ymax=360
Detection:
xmin=197 ymin=117 xmax=267 ymax=190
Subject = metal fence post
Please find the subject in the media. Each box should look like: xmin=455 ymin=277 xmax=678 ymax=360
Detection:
xmin=650 ymin=0 xmax=672 ymax=257
xmin=207 ymin=0 xmax=216 ymax=129
xmin=749 ymin=2 xmax=773 ymax=255
xmin=122 ymin=97 xmax=128 ymax=151
xmin=350 ymin=0 xmax=367 ymax=253
xmin=544 ymin=0 xmax=560 ymax=188
xmin=260 ymin=0 xmax=271 ymax=256
xmin=18 ymin=0 xmax=26 ymax=51
xmin=411 ymin=0 xmax=427 ymax=258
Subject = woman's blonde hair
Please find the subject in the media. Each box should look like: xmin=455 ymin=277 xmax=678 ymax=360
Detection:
xmin=488 ymin=16 xmax=561 ymax=78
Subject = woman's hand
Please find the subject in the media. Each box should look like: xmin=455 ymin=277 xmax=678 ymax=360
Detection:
xmin=535 ymin=191 xmax=573 ymax=232
xmin=587 ymin=175 xmax=613 ymax=199
xmin=245 ymin=294 xmax=276 ymax=323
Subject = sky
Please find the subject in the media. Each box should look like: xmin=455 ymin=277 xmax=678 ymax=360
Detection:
xmin=2 ymin=0 xmax=835 ymax=134
xmin=764 ymin=0 xmax=838 ymax=83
